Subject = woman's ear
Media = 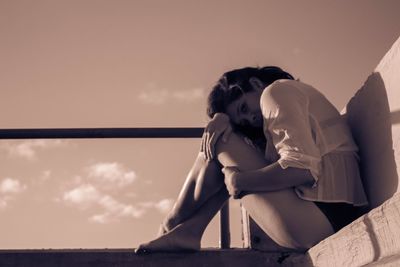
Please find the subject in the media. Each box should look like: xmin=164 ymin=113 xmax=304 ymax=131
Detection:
xmin=249 ymin=77 xmax=265 ymax=91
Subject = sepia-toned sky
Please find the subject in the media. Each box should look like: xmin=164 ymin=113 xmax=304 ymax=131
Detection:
xmin=0 ymin=0 xmax=399 ymax=249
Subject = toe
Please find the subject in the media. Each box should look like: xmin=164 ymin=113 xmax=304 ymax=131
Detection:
xmin=134 ymin=245 xmax=150 ymax=254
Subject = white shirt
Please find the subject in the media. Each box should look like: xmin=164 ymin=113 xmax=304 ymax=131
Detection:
xmin=261 ymin=79 xmax=368 ymax=206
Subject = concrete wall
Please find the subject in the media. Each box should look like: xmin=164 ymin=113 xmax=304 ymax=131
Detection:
xmin=345 ymin=36 xmax=400 ymax=209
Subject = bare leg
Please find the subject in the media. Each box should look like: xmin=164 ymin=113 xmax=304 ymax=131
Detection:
xmin=160 ymin=153 xmax=225 ymax=234
xmin=216 ymin=134 xmax=334 ymax=250
xmin=136 ymin=187 xmax=229 ymax=253
xmin=136 ymin=133 xmax=334 ymax=252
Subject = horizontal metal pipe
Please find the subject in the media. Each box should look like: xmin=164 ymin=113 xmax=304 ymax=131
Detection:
xmin=0 ymin=128 xmax=204 ymax=139
xmin=0 ymin=126 xmax=233 ymax=249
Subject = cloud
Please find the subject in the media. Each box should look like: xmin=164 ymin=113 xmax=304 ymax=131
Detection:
xmin=0 ymin=177 xmax=27 ymax=209
xmin=62 ymin=183 xmax=147 ymax=223
xmin=88 ymin=197 xmax=172 ymax=224
xmin=63 ymin=184 xmax=101 ymax=209
xmin=138 ymin=86 xmax=205 ymax=105
xmin=61 ymin=183 xmax=173 ymax=223
xmin=136 ymin=198 xmax=174 ymax=214
xmin=40 ymin=170 xmax=52 ymax=182
xmin=0 ymin=140 xmax=68 ymax=160
xmin=87 ymin=194 xmax=147 ymax=223
xmin=87 ymin=162 xmax=136 ymax=188
xmin=154 ymin=198 xmax=174 ymax=214
xmin=0 ymin=178 xmax=27 ymax=194
xmin=59 ymin=161 xmax=171 ymax=223
xmin=138 ymin=89 xmax=169 ymax=105
xmin=89 ymin=213 xmax=111 ymax=224
xmin=172 ymin=88 xmax=204 ymax=102
xmin=95 ymin=195 xmax=145 ymax=220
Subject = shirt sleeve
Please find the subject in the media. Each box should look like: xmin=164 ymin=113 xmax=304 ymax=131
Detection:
xmin=260 ymin=80 xmax=321 ymax=183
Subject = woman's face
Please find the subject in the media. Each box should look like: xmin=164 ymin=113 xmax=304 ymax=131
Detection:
xmin=226 ymin=90 xmax=263 ymax=128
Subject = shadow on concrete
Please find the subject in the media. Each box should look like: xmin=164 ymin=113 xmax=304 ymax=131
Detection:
xmin=364 ymin=215 xmax=381 ymax=261
xmin=345 ymin=72 xmax=398 ymax=209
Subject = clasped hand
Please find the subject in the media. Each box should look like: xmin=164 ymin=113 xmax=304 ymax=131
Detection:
xmin=200 ymin=113 xmax=233 ymax=160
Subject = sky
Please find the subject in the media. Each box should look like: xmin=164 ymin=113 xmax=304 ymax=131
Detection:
xmin=0 ymin=0 xmax=399 ymax=249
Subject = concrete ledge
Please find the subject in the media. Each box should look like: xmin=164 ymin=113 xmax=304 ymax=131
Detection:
xmin=0 ymin=248 xmax=293 ymax=267
xmin=295 ymin=192 xmax=400 ymax=267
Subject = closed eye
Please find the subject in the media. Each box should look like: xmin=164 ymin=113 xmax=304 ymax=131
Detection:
xmin=240 ymin=119 xmax=249 ymax=127
xmin=240 ymin=103 xmax=248 ymax=114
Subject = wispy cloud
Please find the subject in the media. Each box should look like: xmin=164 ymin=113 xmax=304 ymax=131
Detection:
xmin=154 ymin=198 xmax=174 ymax=214
xmin=0 ymin=140 xmax=68 ymax=160
xmin=138 ymin=89 xmax=169 ymax=105
xmin=0 ymin=177 xmax=27 ymax=194
xmin=138 ymin=85 xmax=205 ymax=105
xmin=99 ymin=195 xmax=144 ymax=218
xmin=63 ymin=184 xmax=102 ymax=209
xmin=59 ymin=161 xmax=172 ymax=223
xmin=0 ymin=177 xmax=27 ymax=209
xmin=39 ymin=170 xmax=52 ymax=182
xmin=88 ymin=197 xmax=173 ymax=224
xmin=172 ymin=88 xmax=204 ymax=102
xmin=62 ymin=183 xmax=147 ymax=223
xmin=61 ymin=183 xmax=173 ymax=223
xmin=89 ymin=195 xmax=146 ymax=224
xmin=136 ymin=198 xmax=174 ymax=214
xmin=87 ymin=162 xmax=136 ymax=188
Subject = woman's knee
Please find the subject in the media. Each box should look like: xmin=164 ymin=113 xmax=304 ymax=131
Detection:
xmin=192 ymin=153 xmax=224 ymax=190
xmin=214 ymin=133 xmax=266 ymax=169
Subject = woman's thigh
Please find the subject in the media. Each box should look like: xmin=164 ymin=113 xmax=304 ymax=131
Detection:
xmin=215 ymin=133 xmax=334 ymax=250
xmin=242 ymin=190 xmax=334 ymax=250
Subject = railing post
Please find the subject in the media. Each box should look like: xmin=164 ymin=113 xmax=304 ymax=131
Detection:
xmin=240 ymin=203 xmax=251 ymax=248
xmin=219 ymin=201 xmax=230 ymax=249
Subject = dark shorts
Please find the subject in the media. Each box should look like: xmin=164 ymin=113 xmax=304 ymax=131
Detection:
xmin=314 ymin=202 xmax=366 ymax=232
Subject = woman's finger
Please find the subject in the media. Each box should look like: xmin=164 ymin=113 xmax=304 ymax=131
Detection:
xmin=205 ymin=132 xmax=211 ymax=160
xmin=222 ymin=126 xmax=233 ymax=143
xmin=200 ymin=132 xmax=206 ymax=154
xmin=208 ymin=131 xmax=218 ymax=159
xmin=201 ymin=133 xmax=208 ymax=160
xmin=200 ymin=133 xmax=205 ymax=152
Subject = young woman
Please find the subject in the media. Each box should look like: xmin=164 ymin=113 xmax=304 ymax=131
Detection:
xmin=135 ymin=66 xmax=368 ymax=253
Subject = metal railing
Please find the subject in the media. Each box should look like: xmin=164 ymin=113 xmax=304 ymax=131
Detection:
xmin=0 ymin=127 xmax=231 ymax=249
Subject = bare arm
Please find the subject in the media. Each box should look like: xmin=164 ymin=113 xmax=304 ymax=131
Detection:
xmin=223 ymin=163 xmax=314 ymax=198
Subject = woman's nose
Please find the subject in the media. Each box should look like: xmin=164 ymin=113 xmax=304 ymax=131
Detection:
xmin=241 ymin=114 xmax=256 ymax=126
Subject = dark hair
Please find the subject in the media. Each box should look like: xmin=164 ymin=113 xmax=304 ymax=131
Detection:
xmin=206 ymin=66 xmax=294 ymax=118
xmin=206 ymin=66 xmax=294 ymax=148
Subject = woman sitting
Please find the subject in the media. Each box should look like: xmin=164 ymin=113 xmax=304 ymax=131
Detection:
xmin=136 ymin=66 xmax=368 ymax=253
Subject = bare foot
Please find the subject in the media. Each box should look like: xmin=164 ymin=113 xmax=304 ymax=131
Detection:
xmin=156 ymin=216 xmax=181 ymax=237
xmin=156 ymin=224 xmax=168 ymax=237
xmin=135 ymin=223 xmax=201 ymax=254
